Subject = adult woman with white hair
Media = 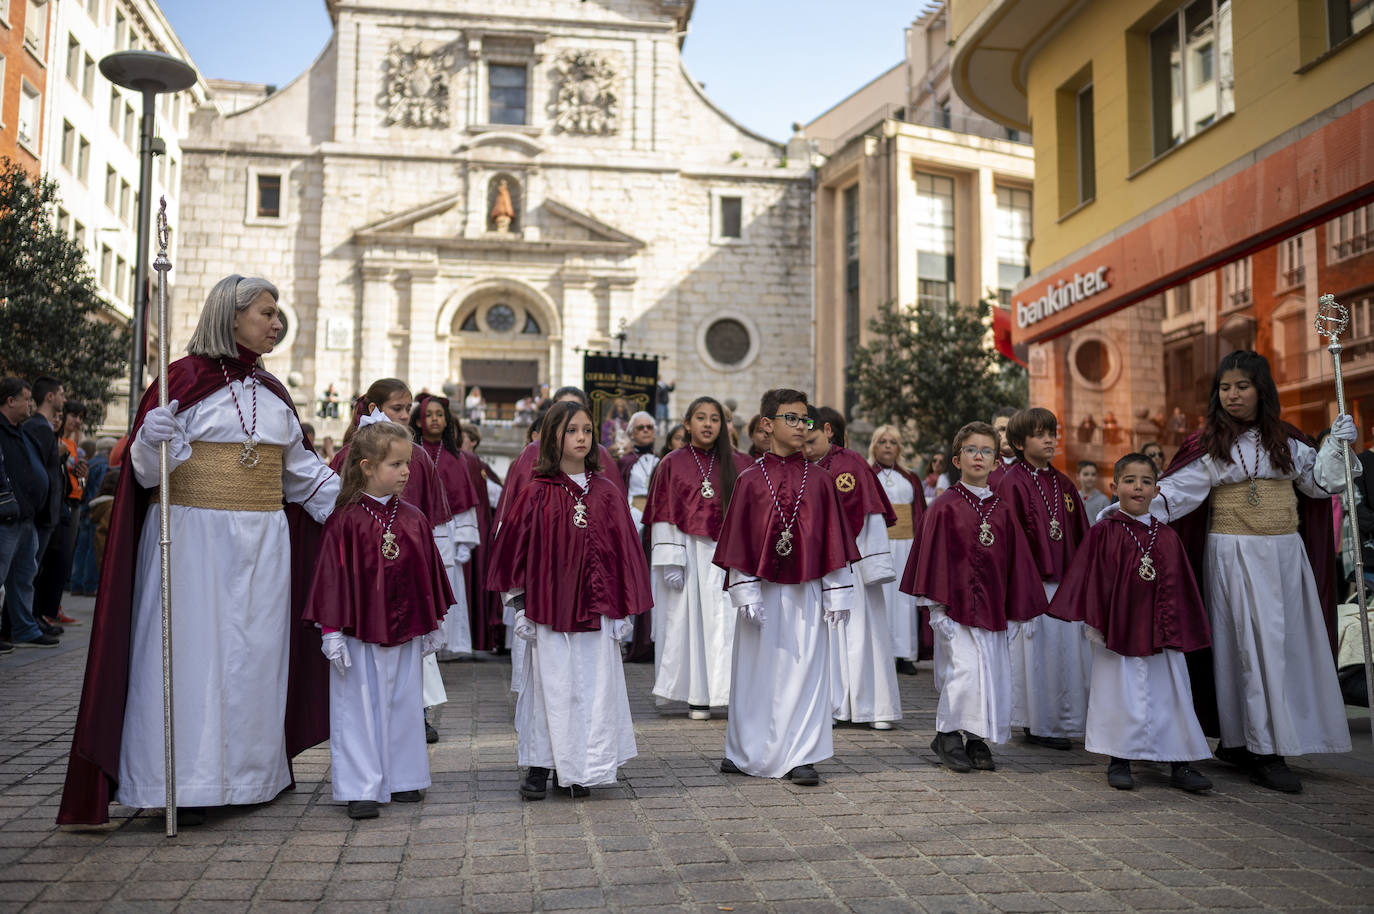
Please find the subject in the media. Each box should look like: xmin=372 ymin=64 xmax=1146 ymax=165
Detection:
xmin=59 ymin=275 xmax=340 ymax=827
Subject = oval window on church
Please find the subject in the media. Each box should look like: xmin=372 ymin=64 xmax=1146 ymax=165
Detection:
xmin=704 ymin=318 xmax=751 ymax=366
xmin=486 ymin=303 xmax=516 ymax=332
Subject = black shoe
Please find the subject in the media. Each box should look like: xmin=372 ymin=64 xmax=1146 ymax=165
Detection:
xmin=39 ymin=620 xmax=63 ymax=637
xmin=0 ymin=640 xmax=11 ymax=654
xmin=15 ymin=633 xmax=60 ymax=648
xmin=425 ymin=721 xmax=438 ymax=744
xmin=720 ymin=758 xmax=742 ymax=774
xmin=391 ymin=790 xmax=422 ymax=803
xmin=895 ymin=658 xmax=919 ymax=676
xmin=1039 ymin=736 xmax=1072 ymax=751
xmin=1215 ymin=744 xmax=1256 ymax=769
xmin=1107 ymin=758 xmax=1134 ymax=790
xmin=520 ymin=766 xmax=549 ymax=800
xmin=1170 ymin=763 xmax=1212 ymax=793
xmin=174 ymin=806 xmax=206 ymax=827
xmin=1250 ymin=755 xmax=1302 ymax=793
xmin=931 ymin=731 xmax=972 ymax=773
xmin=347 ymin=800 xmax=380 ymax=819
xmin=787 ymin=764 xmax=819 ymax=786
xmin=964 ymin=739 xmax=996 ymax=771
xmin=551 ymin=771 xmax=590 ymax=797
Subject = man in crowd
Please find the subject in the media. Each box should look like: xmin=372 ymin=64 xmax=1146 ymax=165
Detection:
xmin=0 ymin=377 xmax=60 ymax=649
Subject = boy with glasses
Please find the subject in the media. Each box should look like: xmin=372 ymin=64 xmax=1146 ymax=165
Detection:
xmin=903 ymin=422 xmax=1045 ymax=772
xmin=713 ymin=389 xmax=858 ymax=785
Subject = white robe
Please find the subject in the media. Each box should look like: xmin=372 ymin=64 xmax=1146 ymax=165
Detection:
xmin=830 ymin=514 xmax=902 ymax=723
xmin=439 ymin=507 xmax=480 ymax=659
xmin=1152 ymin=431 xmax=1352 ymax=756
xmin=626 ymin=452 xmax=659 ymax=534
xmin=650 ymin=522 xmax=733 ymax=707
xmin=116 ymin=383 xmax=338 ymax=809
xmin=724 ymin=564 xmax=855 ymax=777
xmin=514 ymin=621 xmax=637 ymax=787
xmin=329 ymin=635 xmax=430 ymax=802
xmin=1009 ymin=584 xmax=1091 ymax=739
xmin=877 ymin=468 xmax=920 ymax=660
xmin=1084 ymin=640 xmax=1210 ymax=761
xmin=924 ymin=605 xmax=1011 ymax=743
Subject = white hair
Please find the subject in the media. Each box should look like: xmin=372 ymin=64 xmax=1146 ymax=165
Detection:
xmin=629 ymin=411 xmax=654 ymax=427
xmin=186 ymin=275 xmax=279 ymax=359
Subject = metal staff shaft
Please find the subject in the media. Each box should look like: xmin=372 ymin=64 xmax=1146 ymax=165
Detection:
xmin=154 ymin=198 xmax=177 ymax=836
xmin=1316 ymin=294 xmax=1374 ymax=745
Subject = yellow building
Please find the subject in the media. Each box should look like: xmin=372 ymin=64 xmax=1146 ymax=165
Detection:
xmin=950 ymin=0 xmax=1374 ymax=465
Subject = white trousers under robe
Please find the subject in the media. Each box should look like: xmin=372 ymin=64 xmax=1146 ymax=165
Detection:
xmin=440 ymin=563 xmax=472 ymax=657
xmin=928 ymin=606 xmax=1011 ymax=743
xmin=1084 ymin=642 xmax=1210 ymax=762
xmin=830 ymin=515 xmax=902 ymax=724
xmin=329 ymin=635 xmax=430 ymax=802
xmin=651 ymin=530 xmax=734 ymax=707
xmin=515 ymin=623 xmax=637 ymax=787
xmin=1010 ymin=582 xmax=1090 ymax=739
xmin=884 ymin=536 xmax=919 ymax=660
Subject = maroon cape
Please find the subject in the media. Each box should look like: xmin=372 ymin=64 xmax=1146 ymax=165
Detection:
xmin=331 ymin=440 xmax=451 ymax=527
xmin=817 ymin=446 xmax=897 ymax=549
xmin=486 ymin=472 xmax=652 ymax=632
xmin=901 ymin=484 xmax=1047 ymax=631
xmin=58 ymin=351 xmax=332 ymax=825
xmin=494 ymin=441 xmax=625 ymax=527
xmin=713 ymin=451 xmax=859 ymax=584
xmin=874 ymin=461 xmax=931 ymax=659
xmin=1048 ymin=512 xmax=1211 ymax=657
xmin=456 ymin=449 xmax=503 ymax=650
xmin=1163 ymin=424 xmax=1338 ymax=735
xmin=992 ymin=460 xmax=1089 ymax=582
xmin=642 ymin=446 xmax=741 ymax=542
xmin=303 ymin=498 xmax=453 ymax=645
xmin=618 ymin=447 xmax=656 ymax=487
xmin=420 ymin=440 xmax=481 ymax=515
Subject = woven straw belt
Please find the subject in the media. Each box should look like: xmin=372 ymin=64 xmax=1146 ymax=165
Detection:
xmin=1209 ymin=479 xmax=1298 ymax=536
xmin=151 ymin=441 xmax=284 ymax=512
xmin=631 ymin=495 xmax=647 ymax=512
xmin=888 ymin=511 xmax=916 ymax=541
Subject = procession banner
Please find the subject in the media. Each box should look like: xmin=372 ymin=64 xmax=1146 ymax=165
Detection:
xmin=583 ymin=353 xmax=658 ymax=452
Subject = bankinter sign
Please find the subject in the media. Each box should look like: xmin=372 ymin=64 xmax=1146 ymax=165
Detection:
xmin=1015 ymin=266 xmax=1110 ymax=328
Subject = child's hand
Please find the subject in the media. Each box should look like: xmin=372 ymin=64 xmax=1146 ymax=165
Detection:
xmin=321 ymin=632 xmax=351 ymax=674
xmin=662 ymin=566 xmax=685 ymax=590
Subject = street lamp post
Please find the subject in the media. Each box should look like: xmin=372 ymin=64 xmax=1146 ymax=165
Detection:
xmin=98 ymin=50 xmax=197 ymax=430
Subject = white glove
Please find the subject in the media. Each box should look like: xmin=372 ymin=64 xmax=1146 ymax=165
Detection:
xmin=610 ymin=617 xmax=635 ymax=641
xmin=662 ymin=566 xmax=685 ymax=591
xmin=824 ymin=608 xmax=851 ymax=626
xmin=738 ymin=603 xmax=765 ymax=624
xmin=141 ymin=400 xmax=183 ymax=446
xmin=357 ymin=405 xmax=389 ymax=428
xmin=456 ymin=545 xmax=472 ymax=564
xmin=420 ymin=629 xmax=445 ymax=656
xmin=1084 ymin=625 xmax=1106 ymax=646
xmin=1330 ymin=414 xmax=1357 ymax=444
xmin=513 ymin=610 xmax=537 ymax=642
xmin=321 ymin=632 xmax=350 ymax=675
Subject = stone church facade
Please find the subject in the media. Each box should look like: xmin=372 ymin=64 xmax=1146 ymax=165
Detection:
xmin=175 ymin=0 xmax=813 ymax=431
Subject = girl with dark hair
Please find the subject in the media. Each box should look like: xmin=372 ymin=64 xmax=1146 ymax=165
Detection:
xmin=661 ymin=423 xmax=687 ymax=456
xmin=304 ymin=422 xmax=453 ymax=819
xmin=642 ymin=397 xmax=752 ymax=719
xmin=1146 ymin=350 xmax=1355 ymax=792
xmin=486 ymin=401 xmax=651 ymax=799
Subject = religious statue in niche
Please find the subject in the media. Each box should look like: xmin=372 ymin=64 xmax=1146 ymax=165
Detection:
xmin=487 ymin=176 xmax=520 ymax=233
xmin=550 ymin=50 xmax=619 ymax=135
xmin=380 ymin=42 xmax=457 ymax=128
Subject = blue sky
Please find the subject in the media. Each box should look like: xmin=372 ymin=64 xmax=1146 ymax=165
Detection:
xmin=158 ymin=1 xmax=923 ymax=143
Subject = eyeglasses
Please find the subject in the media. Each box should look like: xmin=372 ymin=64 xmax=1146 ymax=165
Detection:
xmin=960 ymin=446 xmax=996 ymax=458
xmin=773 ymin=413 xmax=815 ymax=430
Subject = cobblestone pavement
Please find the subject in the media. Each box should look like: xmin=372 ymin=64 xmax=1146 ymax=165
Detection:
xmin=4 ymin=594 xmax=1374 ymax=913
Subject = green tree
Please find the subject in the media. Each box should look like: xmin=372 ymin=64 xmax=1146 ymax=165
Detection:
xmin=849 ymin=297 xmax=1028 ymax=458
xmin=0 ymin=157 xmax=131 ymax=425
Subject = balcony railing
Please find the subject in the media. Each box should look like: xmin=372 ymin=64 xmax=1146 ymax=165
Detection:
xmin=1281 ymin=265 xmax=1306 ymax=288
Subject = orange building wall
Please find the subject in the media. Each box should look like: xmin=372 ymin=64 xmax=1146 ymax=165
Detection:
xmin=0 ymin=1 xmax=49 ymax=175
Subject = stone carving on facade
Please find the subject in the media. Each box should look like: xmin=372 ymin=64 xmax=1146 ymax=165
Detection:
xmin=490 ymin=179 xmax=516 ymax=233
xmin=550 ymin=50 xmax=619 ymax=135
xmin=380 ymin=43 xmax=457 ymax=128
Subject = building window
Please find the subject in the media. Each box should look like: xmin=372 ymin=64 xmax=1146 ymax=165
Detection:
xmin=55 ymin=207 xmax=69 ymax=236
xmin=86 ymin=0 xmax=98 ymax=20
xmin=915 ymin=172 xmax=955 ymax=311
xmin=77 ymin=137 xmax=90 ymax=182
xmin=995 ymin=186 xmax=1032 ymax=306
xmin=459 ymin=312 xmax=480 ymax=332
xmin=99 ymin=244 xmax=112 ymax=288
xmin=522 ymin=314 xmax=541 ymax=334
xmin=119 ymin=179 xmax=131 ymax=223
xmin=168 ymin=156 xmax=178 ymax=190
xmin=1350 ymin=296 xmax=1374 ymax=342
xmin=704 ymin=318 xmax=751 ymax=366
xmin=24 ymin=0 xmax=48 ymax=54
xmin=114 ymin=10 xmax=126 ymax=49
xmin=82 ymin=53 xmax=95 ymax=102
xmin=105 ymin=166 xmax=116 ymax=208
xmin=1328 ymin=203 xmax=1374 ymax=262
xmin=486 ymin=303 xmax=516 ymax=332
xmin=256 ymin=173 xmax=282 ymax=218
xmin=719 ymin=196 xmax=742 ymax=239
xmin=17 ymin=80 xmax=40 ymax=148
xmin=936 ymin=96 xmax=952 ymax=129
xmin=1328 ymin=0 xmax=1374 ymax=46
xmin=1166 ymin=282 xmax=1192 ymax=317
xmin=123 ymin=102 xmax=136 ymax=147
xmin=1278 ymin=235 xmax=1305 ymax=289
xmin=843 ymin=184 xmax=860 ymax=367
xmin=61 ymin=120 xmax=75 ymax=170
xmin=114 ymin=255 xmax=127 ymax=300
xmin=66 ymin=34 xmax=80 ymax=83
xmin=73 ymin=219 xmax=85 ymax=250
xmin=488 ymin=64 xmax=528 ymax=125
xmin=1076 ymin=85 xmax=1096 ymax=204
xmin=1222 ymin=256 xmax=1252 ymax=308
xmin=1149 ymin=0 xmax=1234 ymax=158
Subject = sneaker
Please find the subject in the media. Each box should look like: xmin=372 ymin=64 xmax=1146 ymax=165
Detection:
xmin=391 ymin=790 xmax=422 ymax=803
xmin=720 ymin=758 xmax=743 ymax=775
xmin=965 ymin=739 xmax=996 ymax=771
xmin=930 ymin=731 xmax=972 ymax=773
xmin=787 ymin=764 xmax=820 ymax=786
xmin=347 ymin=800 xmax=380 ymax=820
xmin=520 ymin=766 xmax=549 ymax=800
xmin=39 ymin=620 xmax=63 ymax=636
xmin=1107 ymin=757 xmax=1134 ymax=790
xmin=1169 ymin=763 xmax=1212 ymax=793
xmin=55 ymin=611 xmax=80 ymax=625
xmin=895 ymin=659 xmax=919 ymax=676
xmin=870 ymin=720 xmax=894 ymax=731
xmin=1250 ymin=755 xmax=1302 ymax=794
xmin=425 ymin=721 xmax=439 ymax=744
xmin=688 ymin=705 xmax=711 ymax=721
xmin=15 ymin=634 xmax=60 ymax=648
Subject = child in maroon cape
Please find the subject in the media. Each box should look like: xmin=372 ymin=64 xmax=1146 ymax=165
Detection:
xmin=988 ymin=406 xmax=1018 ymax=487
xmin=905 ymin=422 xmax=1047 ymax=773
xmin=303 ymin=422 xmax=454 ymax=820
xmin=486 ymin=401 xmax=652 ymax=800
xmin=994 ymin=407 xmax=1091 ymax=750
xmin=1048 ymin=454 xmax=1213 ymax=793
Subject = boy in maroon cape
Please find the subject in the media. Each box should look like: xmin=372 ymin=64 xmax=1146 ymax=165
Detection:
xmin=714 ymin=389 xmax=859 ymax=786
xmin=905 ymin=422 xmax=1047 ymax=773
xmin=1048 ymin=453 xmax=1213 ymax=793
xmin=993 ymin=407 xmax=1091 ymax=750
xmin=987 ymin=406 xmax=1018 ymax=488
xmin=458 ymin=422 xmax=505 ymax=652
xmin=804 ymin=406 xmax=903 ymax=730
xmin=304 ymin=422 xmax=455 ymax=819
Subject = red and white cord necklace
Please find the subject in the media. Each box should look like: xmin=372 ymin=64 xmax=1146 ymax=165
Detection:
xmin=1236 ymin=428 xmax=1262 ymax=506
xmin=689 ymin=446 xmax=717 ymax=499
xmin=953 ymin=482 xmax=1000 ymax=547
xmin=220 ymin=360 xmax=261 ymax=467
xmin=1020 ymin=460 xmax=1064 ymax=541
xmin=1119 ymin=516 xmax=1159 ymax=582
xmin=556 ymin=478 xmax=590 ymax=528
xmin=359 ymin=495 xmax=401 ymax=560
xmin=758 ymin=456 xmax=808 ymax=556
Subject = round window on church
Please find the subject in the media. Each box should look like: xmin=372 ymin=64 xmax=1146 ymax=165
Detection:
xmin=486 ymin=303 xmax=517 ymax=332
xmin=704 ymin=318 xmax=751 ymax=366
